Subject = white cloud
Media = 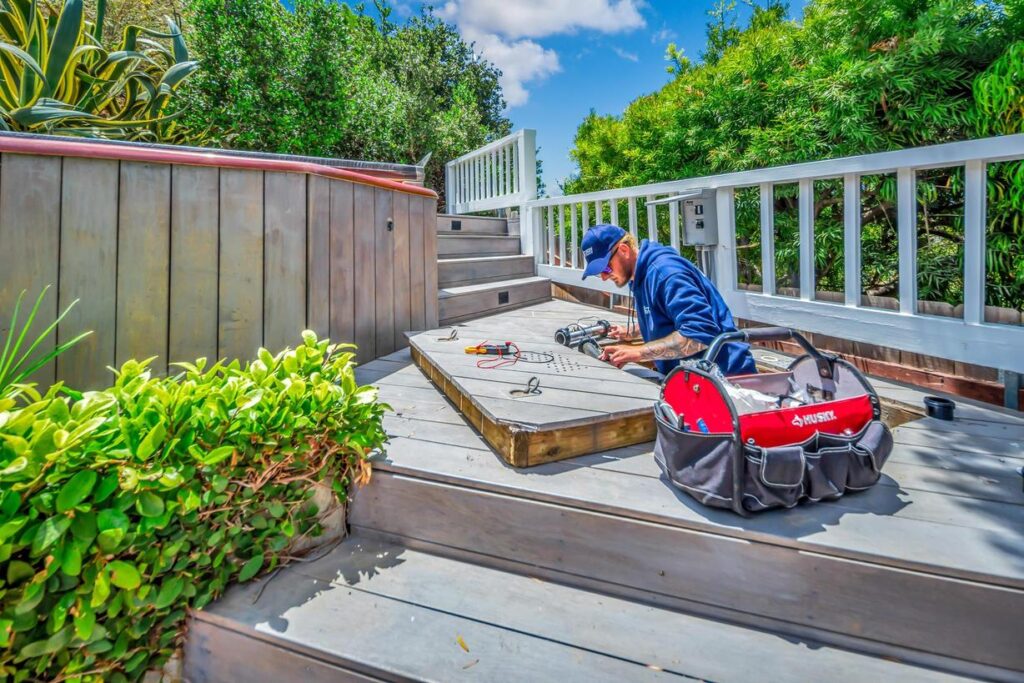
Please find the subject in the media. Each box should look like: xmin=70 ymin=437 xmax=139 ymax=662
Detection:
xmin=651 ymin=26 xmax=677 ymax=44
xmin=439 ymin=0 xmax=646 ymax=108
xmin=613 ymin=47 xmax=639 ymax=62
xmin=462 ymin=27 xmax=560 ymax=107
xmin=439 ymin=0 xmax=645 ymax=39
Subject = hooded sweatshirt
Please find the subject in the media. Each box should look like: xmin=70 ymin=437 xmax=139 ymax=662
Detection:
xmin=631 ymin=240 xmax=756 ymax=377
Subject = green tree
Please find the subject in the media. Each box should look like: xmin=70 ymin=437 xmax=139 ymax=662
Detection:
xmin=178 ymin=0 xmax=510 ymax=207
xmin=567 ymin=0 xmax=1024 ymax=311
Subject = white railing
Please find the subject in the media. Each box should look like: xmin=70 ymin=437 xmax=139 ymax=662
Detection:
xmin=445 ymin=132 xmax=1024 ymax=376
xmin=523 ymin=135 xmax=1024 ymax=376
xmin=445 ymin=129 xmax=537 ymax=215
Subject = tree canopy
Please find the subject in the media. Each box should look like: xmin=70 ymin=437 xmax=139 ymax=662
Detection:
xmin=566 ymin=0 xmax=1023 ymax=312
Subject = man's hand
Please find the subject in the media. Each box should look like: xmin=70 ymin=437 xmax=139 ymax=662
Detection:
xmin=607 ymin=324 xmax=640 ymax=341
xmin=600 ymin=344 xmax=643 ymax=368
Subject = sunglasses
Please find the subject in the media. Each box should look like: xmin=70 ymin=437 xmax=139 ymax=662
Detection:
xmin=601 ymin=243 xmax=622 ymax=275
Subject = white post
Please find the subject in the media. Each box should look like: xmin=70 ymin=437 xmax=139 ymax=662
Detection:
xmin=646 ymin=196 xmax=657 ymax=242
xmin=760 ymin=183 xmax=775 ymax=295
xmin=963 ymin=160 xmax=986 ymax=325
xmin=843 ymin=173 xmax=861 ymax=307
xmin=897 ymin=167 xmax=917 ymax=314
xmin=446 ymin=164 xmax=456 ymax=214
xmin=714 ymin=188 xmax=737 ymax=294
xmin=518 ymin=130 xmax=538 ymax=257
xmin=798 ymin=177 xmax=815 ymax=300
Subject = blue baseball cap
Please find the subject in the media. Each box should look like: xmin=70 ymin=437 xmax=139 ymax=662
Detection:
xmin=581 ymin=224 xmax=627 ymax=280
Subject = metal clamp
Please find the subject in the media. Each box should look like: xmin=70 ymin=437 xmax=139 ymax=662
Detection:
xmin=509 ymin=376 xmax=541 ymax=397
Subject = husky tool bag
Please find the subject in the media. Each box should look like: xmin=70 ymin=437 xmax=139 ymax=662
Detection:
xmin=654 ymin=327 xmax=893 ymax=516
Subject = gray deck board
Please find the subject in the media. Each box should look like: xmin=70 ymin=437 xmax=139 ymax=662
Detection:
xmin=194 ymin=537 xmax=967 ymax=683
xmin=356 ymin=302 xmax=1024 ymax=588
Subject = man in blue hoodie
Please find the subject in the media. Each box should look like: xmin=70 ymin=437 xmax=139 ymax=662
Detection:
xmin=581 ymin=224 xmax=756 ymax=377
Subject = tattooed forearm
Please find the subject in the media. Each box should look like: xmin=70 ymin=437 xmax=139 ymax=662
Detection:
xmin=638 ymin=331 xmax=706 ymax=361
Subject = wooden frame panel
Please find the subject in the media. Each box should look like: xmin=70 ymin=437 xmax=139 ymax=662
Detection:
xmin=218 ymin=169 xmax=264 ymax=361
xmin=264 ymin=171 xmax=307 ymax=351
xmin=374 ymin=188 xmax=395 ymax=356
xmin=392 ymin=192 xmax=411 ymax=349
xmin=117 ymin=161 xmax=171 ymax=374
xmin=306 ymin=174 xmax=331 ymax=339
xmin=0 ymin=154 xmax=62 ymax=386
xmin=59 ymin=157 xmax=118 ymax=389
xmin=352 ymin=183 xmax=375 ymax=359
xmin=329 ymin=180 xmax=355 ymax=351
xmin=170 ymin=165 xmax=219 ymax=366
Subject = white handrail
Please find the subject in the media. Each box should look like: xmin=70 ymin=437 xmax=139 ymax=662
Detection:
xmin=445 ymin=129 xmax=537 ymax=215
xmin=517 ymin=134 xmax=1024 ymax=375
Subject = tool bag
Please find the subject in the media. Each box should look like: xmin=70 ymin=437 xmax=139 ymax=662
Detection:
xmin=654 ymin=327 xmax=893 ymax=516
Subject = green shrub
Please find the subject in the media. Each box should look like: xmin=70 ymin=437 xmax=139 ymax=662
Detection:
xmin=0 ymin=331 xmax=387 ymax=681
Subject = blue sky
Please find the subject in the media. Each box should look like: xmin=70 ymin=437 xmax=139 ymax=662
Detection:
xmin=384 ymin=1 xmax=808 ymax=195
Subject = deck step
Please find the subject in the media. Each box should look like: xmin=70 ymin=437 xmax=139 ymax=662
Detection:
xmin=438 ymin=234 xmax=521 ymax=258
xmin=351 ymin=452 xmax=1023 ymax=682
xmin=437 ymin=214 xmax=508 ymax=235
xmin=185 ymin=536 xmax=964 ymax=683
xmin=438 ymin=254 xmax=535 ymax=287
xmin=438 ymin=276 xmax=551 ymax=326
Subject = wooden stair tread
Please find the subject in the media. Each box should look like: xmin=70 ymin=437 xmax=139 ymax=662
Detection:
xmin=188 ymin=537 xmax=966 ymax=683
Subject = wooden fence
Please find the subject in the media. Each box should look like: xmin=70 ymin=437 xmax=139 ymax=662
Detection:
xmin=0 ymin=138 xmax=438 ymax=391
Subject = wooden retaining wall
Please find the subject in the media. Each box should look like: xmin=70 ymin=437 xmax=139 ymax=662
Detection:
xmin=0 ymin=138 xmax=438 ymax=391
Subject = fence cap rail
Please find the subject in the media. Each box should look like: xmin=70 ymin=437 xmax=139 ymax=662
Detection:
xmin=529 ymin=133 xmax=1024 ymax=208
xmin=0 ymin=133 xmax=438 ymax=199
xmin=446 ymin=129 xmax=531 ymax=166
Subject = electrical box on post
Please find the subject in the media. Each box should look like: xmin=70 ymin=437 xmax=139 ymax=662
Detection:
xmin=681 ymin=189 xmax=718 ymax=246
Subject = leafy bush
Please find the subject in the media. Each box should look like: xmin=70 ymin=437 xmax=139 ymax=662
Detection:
xmin=0 ymin=331 xmax=386 ymax=681
xmin=566 ymin=0 xmax=1024 ymax=310
xmin=0 ymin=0 xmax=199 ymax=142
xmin=179 ymin=0 xmax=510 ymax=208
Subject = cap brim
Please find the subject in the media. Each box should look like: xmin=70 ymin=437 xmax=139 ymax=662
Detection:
xmin=581 ymin=255 xmax=611 ymax=280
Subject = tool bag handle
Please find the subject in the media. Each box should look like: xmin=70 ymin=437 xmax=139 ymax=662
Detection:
xmin=703 ymin=327 xmax=835 ymax=380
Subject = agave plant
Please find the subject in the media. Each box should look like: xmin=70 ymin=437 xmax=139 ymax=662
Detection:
xmin=0 ymin=0 xmax=199 ymax=142
xmin=0 ymin=286 xmax=90 ymax=401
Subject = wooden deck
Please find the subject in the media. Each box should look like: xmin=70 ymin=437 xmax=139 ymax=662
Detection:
xmin=407 ymin=325 xmax=659 ymax=466
xmin=187 ymin=299 xmax=1023 ymax=682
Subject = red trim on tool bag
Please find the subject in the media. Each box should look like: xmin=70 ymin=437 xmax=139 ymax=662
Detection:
xmin=662 ymin=370 xmax=734 ymax=433
xmin=739 ymin=395 xmax=874 ymax=448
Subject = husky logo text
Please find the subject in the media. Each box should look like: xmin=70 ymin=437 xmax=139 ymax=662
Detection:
xmin=791 ymin=409 xmax=837 ymax=429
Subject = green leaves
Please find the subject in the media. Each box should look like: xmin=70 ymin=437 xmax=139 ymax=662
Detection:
xmin=56 ymin=469 xmax=97 ymax=512
xmin=1 ymin=330 xmax=387 ymax=680
xmin=106 ymin=560 xmax=141 ymax=590
xmin=237 ymin=554 xmax=264 ymax=582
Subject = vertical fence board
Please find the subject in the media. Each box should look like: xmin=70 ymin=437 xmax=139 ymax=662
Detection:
xmin=218 ymin=169 xmax=264 ymax=362
xmin=408 ymin=195 xmax=426 ymax=332
xmin=264 ymin=172 xmax=307 ymax=351
xmin=117 ymin=161 xmax=170 ymax=373
xmin=330 ymin=180 xmax=356 ymax=349
xmin=0 ymin=154 xmax=62 ymax=387
xmin=798 ymin=178 xmax=815 ymax=301
xmin=307 ymin=175 xmax=331 ymax=338
xmin=392 ymin=192 xmax=411 ymax=349
xmin=169 ymin=165 xmax=219 ymax=366
xmin=59 ymin=158 xmax=118 ymax=389
xmin=963 ymin=160 xmax=986 ymax=325
xmin=422 ymin=197 xmax=439 ymax=328
xmin=353 ymin=183 xmax=376 ymax=359
xmin=375 ymin=188 xmax=395 ymax=356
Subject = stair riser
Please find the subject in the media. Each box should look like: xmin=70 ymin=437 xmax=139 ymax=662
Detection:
xmin=438 ymin=257 xmax=535 ymax=287
xmin=439 ymin=279 xmax=550 ymax=326
xmin=438 ymin=236 xmax=520 ymax=258
xmin=185 ymin=618 xmax=385 ymax=683
xmin=350 ymin=472 xmax=1024 ymax=680
xmin=437 ymin=215 xmax=508 ymax=235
